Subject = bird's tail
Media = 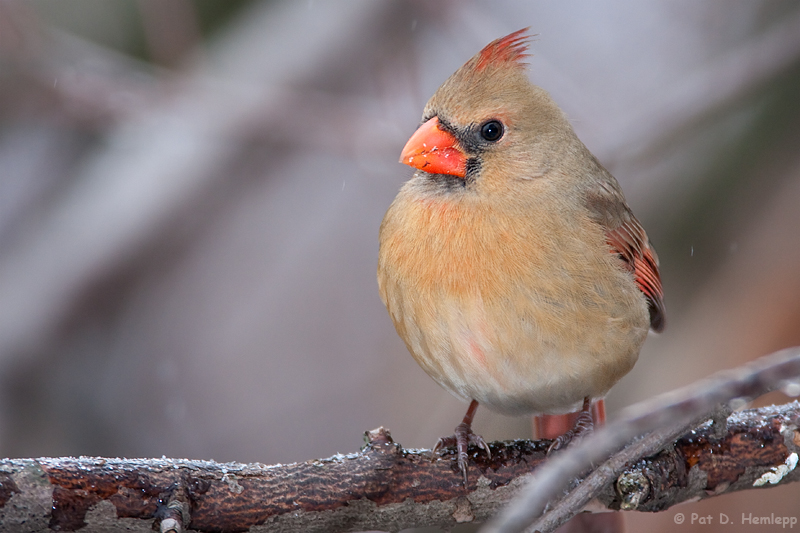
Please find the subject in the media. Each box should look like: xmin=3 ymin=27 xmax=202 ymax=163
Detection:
xmin=532 ymin=398 xmax=605 ymax=439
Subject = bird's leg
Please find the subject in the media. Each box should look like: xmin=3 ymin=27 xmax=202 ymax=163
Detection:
xmin=547 ymin=396 xmax=594 ymax=454
xmin=433 ymin=400 xmax=491 ymax=485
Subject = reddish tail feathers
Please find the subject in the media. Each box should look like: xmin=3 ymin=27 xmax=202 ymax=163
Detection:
xmin=533 ymin=399 xmax=606 ymax=440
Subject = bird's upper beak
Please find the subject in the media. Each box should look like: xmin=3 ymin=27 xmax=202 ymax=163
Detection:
xmin=399 ymin=117 xmax=467 ymax=178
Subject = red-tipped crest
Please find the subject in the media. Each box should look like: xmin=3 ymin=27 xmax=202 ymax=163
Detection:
xmin=475 ymin=28 xmax=531 ymax=71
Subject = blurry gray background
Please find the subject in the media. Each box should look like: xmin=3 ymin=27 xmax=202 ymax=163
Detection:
xmin=1 ymin=1 xmax=800 ymax=531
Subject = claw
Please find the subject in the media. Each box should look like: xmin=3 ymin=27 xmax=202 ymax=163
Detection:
xmin=432 ymin=400 xmax=490 ymax=485
xmin=547 ymin=397 xmax=594 ymax=454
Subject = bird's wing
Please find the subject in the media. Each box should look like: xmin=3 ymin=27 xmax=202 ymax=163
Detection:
xmin=585 ymin=178 xmax=665 ymax=332
xmin=604 ymin=217 xmax=665 ymax=332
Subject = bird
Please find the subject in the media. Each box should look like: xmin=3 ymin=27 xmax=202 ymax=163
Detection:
xmin=377 ymin=28 xmax=664 ymax=484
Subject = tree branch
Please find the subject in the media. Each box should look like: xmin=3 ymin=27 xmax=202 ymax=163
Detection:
xmin=0 ymin=403 xmax=797 ymax=532
xmin=0 ymin=348 xmax=797 ymax=532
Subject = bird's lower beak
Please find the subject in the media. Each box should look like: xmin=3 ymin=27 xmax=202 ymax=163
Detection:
xmin=399 ymin=117 xmax=467 ymax=178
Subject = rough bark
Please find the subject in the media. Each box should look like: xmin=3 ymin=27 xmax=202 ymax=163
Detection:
xmin=0 ymin=403 xmax=797 ymax=532
xmin=608 ymin=403 xmax=800 ymax=512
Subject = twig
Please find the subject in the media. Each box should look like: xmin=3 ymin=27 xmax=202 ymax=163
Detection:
xmin=482 ymin=346 xmax=800 ymax=533
xmin=526 ymin=413 xmax=710 ymax=532
xmin=528 ymin=402 xmax=738 ymax=531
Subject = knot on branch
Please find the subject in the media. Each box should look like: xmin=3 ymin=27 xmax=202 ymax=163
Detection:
xmin=156 ymin=482 xmax=191 ymax=533
xmin=363 ymin=427 xmax=400 ymax=455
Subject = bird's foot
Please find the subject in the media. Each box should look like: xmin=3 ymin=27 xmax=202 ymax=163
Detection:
xmin=433 ymin=423 xmax=491 ymax=485
xmin=432 ymin=400 xmax=490 ymax=485
xmin=547 ymin=397 xmax=594 ymax=454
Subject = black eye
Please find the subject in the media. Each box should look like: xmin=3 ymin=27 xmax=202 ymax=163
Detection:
xmin=480 ymin=120 xmax=504 ymax=142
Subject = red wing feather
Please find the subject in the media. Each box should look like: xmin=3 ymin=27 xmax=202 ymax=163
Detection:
xmin=606 ymin=221 xmax=665 ymax=332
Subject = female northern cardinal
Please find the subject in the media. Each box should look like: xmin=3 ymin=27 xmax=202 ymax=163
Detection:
xmin=378 ymin=29 xmax=664 ymax=483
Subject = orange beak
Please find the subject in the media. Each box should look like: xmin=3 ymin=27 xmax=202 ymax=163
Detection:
xmin=399 ymin=117 xmax=467 ymax=178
